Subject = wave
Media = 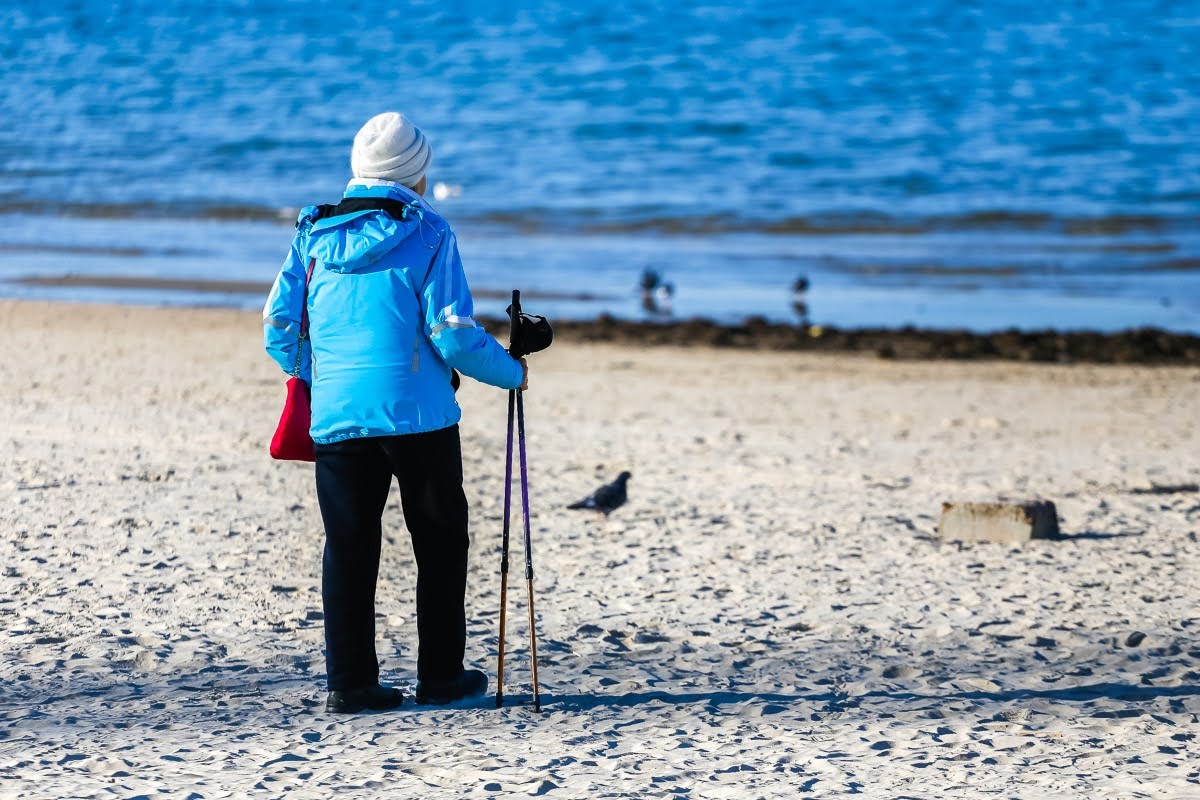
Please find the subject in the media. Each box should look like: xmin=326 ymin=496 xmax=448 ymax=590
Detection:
xmin=0 ymin=199 xmax=1192 ymax=238
xmin=0 ymin=242 xmax=206 ymax=257
xmin=0 ymin=200 xmax=295 ymax=224
xmin=819 ymin=256 xmax=1200 ymax=278
xmin=438 ymin=208 xmax=1196 ymax=238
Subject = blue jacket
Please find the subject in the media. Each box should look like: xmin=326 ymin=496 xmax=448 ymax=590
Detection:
xmin=263 ymin=180 xmax=522 ymax=444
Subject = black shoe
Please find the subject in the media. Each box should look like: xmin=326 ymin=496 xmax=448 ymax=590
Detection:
xmin=325 ymin=683 xmax=404 ymax=714
xmin=415 ymin=669 xmax=488 ymax=705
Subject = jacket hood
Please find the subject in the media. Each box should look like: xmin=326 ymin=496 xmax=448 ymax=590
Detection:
xmin=304 ymin=207 xmax=424 ymax=273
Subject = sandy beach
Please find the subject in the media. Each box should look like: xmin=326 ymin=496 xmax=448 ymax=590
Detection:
xmin=1 ymin=298 xmax=1198 ymax=798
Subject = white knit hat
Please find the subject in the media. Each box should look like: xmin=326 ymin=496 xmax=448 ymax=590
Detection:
xmin=350 ymin=112 xmax=432 ymax=188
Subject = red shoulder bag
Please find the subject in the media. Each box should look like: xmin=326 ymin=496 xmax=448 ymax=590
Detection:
xmin=270 ymin=258 xmax=317 ymax=462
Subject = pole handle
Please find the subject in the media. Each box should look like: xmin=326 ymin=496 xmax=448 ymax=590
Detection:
xmin=508 ymin=289 xmax=521 ymax=352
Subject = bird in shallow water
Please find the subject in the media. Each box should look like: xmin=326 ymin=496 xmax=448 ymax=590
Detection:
xmin=639 ymin=269 xmax=661 ymax=313
xmin=792 ymin=275 xmax=810 ymax=324
xmin=654 ymin=281 xmax=675 ymax=315
xmin=567 ymin=471 xmax=632 ymax=516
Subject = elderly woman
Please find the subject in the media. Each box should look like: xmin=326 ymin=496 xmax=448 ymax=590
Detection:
xmin=264 ymin=112 xmax=527 ymax=713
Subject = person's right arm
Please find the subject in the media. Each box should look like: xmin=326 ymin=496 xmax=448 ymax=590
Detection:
xmin=420 ymin=229 xmax=524 ymax=390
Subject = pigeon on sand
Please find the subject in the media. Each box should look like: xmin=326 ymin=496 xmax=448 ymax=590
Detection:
xmin=567 ymin=472 xmax=631 ymax=516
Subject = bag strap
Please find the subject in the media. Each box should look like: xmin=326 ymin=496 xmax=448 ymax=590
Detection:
xmin=292 ymin=257 xmax=317 ymax=378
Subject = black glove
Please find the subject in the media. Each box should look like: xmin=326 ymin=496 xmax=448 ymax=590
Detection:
xmin=507 ymin=307 xmax=554 ymax=359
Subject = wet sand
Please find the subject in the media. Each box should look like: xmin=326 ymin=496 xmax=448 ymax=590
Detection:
xmin=1 ymin=299 xmax=1198 ymax=798
xmin=7 ymin=275 xmax=618 ymax=304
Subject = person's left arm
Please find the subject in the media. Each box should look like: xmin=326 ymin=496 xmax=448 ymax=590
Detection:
xmin=263 ymin=220 xmax=314 ymax=382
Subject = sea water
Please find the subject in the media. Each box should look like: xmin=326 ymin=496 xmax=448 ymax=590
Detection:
xmin=1 ymin=0 xmax=1197 ymax=331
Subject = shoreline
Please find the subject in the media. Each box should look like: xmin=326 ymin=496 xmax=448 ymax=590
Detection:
xmin=4 ymin=289 xmax=1200 ymax=364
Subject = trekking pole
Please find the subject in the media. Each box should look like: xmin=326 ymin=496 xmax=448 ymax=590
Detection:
xmin=515 ymin=385 xmax=541 ymax=712
xmin=495 ymin=294 xmax=519 ymax=708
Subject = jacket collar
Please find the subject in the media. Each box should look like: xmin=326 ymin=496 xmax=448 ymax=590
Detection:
xmin=344 ymin=178 xmax=423 ymax=205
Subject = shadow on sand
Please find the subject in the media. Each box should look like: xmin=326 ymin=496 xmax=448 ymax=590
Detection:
xmin=545 ymin=681 xmax=1199 ymax=713
xmin=1053 ymin=530 xmax=1146 ymax=541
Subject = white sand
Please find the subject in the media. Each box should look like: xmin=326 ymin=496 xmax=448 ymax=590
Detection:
xmin=1 ymin=299 xmax=1198 ymax=798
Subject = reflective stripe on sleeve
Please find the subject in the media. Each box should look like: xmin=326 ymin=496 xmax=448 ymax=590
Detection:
xmin=264 ymin=316 xmax=301 ymax=336
xmin=429 ymin=315 xmax=477 ymax=335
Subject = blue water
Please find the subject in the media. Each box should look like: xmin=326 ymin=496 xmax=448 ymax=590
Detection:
xmin=1 ymin=1 xmax=1199 ymax=331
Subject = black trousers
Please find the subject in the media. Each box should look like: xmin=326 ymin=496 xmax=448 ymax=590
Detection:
xmin=314 ymin=425 xmax=469 ymax=691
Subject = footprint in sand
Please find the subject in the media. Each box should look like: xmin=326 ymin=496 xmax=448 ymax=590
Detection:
xmin=881 ymin=665 xmax=921 ymax=680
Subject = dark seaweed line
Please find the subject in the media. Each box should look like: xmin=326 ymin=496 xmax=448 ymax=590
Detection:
xmin=476 ymin=315 xmax=1200 ymax=366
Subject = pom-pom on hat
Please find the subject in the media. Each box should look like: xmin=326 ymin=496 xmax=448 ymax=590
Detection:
xmin=350 ymin=112 xmax=432 ymax=189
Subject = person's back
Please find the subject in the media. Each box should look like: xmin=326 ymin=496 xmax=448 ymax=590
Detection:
xmin=263 ymin=112 xmax=526 ymax=713
xmin=268 ymin=182 xmax=520 ymax=442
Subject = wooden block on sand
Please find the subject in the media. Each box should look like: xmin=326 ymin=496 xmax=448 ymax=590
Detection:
xmin=938 ymin=500 xmax=1060 ymax=543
